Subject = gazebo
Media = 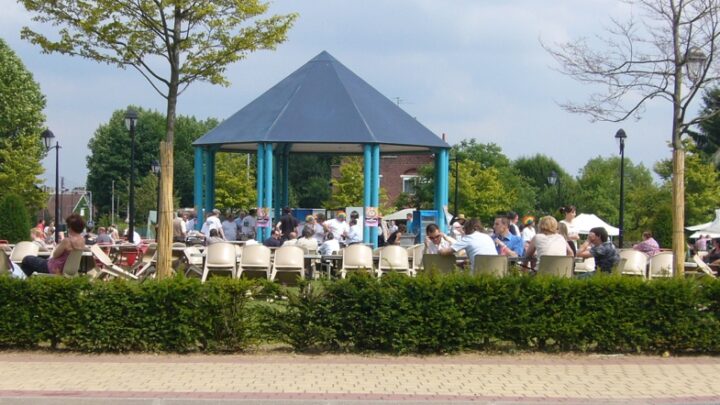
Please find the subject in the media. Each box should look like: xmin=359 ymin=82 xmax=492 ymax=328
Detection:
xmin=192 ymin=51 xmax=451 ymax=246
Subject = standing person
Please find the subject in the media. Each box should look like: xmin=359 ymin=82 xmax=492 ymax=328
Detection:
xmin=35 ymin=219 xmax=45 ymax=234
xmin=240 ymin=209 xmax=257 ymax=241
xmin=44 ymin=221 xmax=55 ymax=241
xmin=559 ymin=205 xmax=580 ymax=251
xmin=386 ymin=223 xmax=406 ymax=245
xmin=324 ymin=212 xmax=349 ymax=242
xmin=450 ymin=214 xmax=466 ymax=240
xmin=695 ymin=234 xmax=710 ymax=253
xmin=304 ymin=215 xmax=325 ymax=246
xmin=424 ymin=223 xmax=455 ymax=254
xmin=346 ymin=218 xmax=363 ymax=245
xmin=172 ymin=210 xmax=187 ymax=243
xmin=275 ymin=207 xmax=299 ymax=240
xmin=222 ymin=212 xmax=238 ymax=241
xmin=20 ymin=214 xmax=86 ymax=276
xmin=525 ymin=216 xmax=573 ymax=268
xmin=507 ymin=211 xmax=520 ymax=236
xmin=438 ymin=218 xmax=497 ymax=268
xmin=577 ymin=227 xmax=620 ymax=274
xmin=405 ymin=212 xmax=414 ymax=234
xmin=521 ymin=217 xmax=536 ymax=246
xmin=201 ymin=209 xmax=224 ymax=239
xmin=185 ymin=212 xmax=197 ymax=233
xmin=633 ymin=231 xmax=660 ymax=256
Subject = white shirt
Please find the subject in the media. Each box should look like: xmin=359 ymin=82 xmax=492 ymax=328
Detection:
xmin=521 ymin=226 xmax=536 ymax=243
xmin=319 ymin=239 xmax=340 ymax=255
xmin=451 ymin=232 xmax=497 ymax=267
xmin=201 ymin=215 xmax=222 ymax=236
xmin=346 ymin=223 xmax=363 ymax=244
xmin=325 ymin=218 xmax=349 ymax=240
xmin=560 ymin=219 xmax=579 ymax=248
xmin=296 ymin=237 xmax=319 ymax=252
xmin=426 ymin=238 xmax=452 ymax=254
xmin=312 ymin=223 xmax=325 ymax=245
xmin=532 ymin=233 xmax=568 ymax=258
xmin=128 ymin=231 xmax=142 ymax=246
xmin=222 ymin=220 xmax=237 ymax=241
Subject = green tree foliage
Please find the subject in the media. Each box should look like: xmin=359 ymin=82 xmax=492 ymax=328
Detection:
xmin=0 ymin=39 xmax=47 ymax=213
xmin=576 ymin=156 xmax=658 ymax=242
xmin=0 ymin=194 xmax=31 ymax=243
xmin=691 ymin=87 xmax=720 ymax=168
xmin=289 ymin=155 xmax=333 ymax=208
xmin=513 ymin=154 xmax=578 ymax=215
xmin=214 ymin=153 xmax=256 ymax=211
xmin=655 ymin=144 xmax=720 ymax=227
xmin=450 ymin=161 xmax=512 ymax=222
xmin=326 ymin=157 xmax=364 ymax=208
xmin=86 ymin=108 xmax=217 ymax=215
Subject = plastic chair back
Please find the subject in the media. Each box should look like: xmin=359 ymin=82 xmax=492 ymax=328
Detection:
xmin=378 ymin=245 xmax=410 ymax=275
xmin=271 ymin=246 xmax=305 ymax=284
xmin=537 ymin=255 xmax=574 ymax=278
xmin=341 ymin=244 xmax=374 ymax=278
xmin=422 ymin=254 xmax=457 ymax=274
xmin=473 ymin=255 xmax=508 ymax=277
xmin=238 ymin=244 xmax=271 ymax=280
xmin=648 ymin=252 xmax=674 ymax=278
xmin=0 ymin=249 xmax=10 ymax=275
xmin=408 ymin=244 xmax=424 ymax=273
xmin=62 ymin=250 xmax=83 ymax=277
xmin=202 ymin=242 xmax=236 ymax=282
xmin=618 ymin=249 xmax=648 ymax=278
xmin=10 ymin=241 xmax=39 ymax=264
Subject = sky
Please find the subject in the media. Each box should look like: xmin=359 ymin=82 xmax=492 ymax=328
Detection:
xmin=0 ymin=0 xmax=693 ymax=190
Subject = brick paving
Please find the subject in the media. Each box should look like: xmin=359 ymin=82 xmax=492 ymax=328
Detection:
xmin=0 ymin=352 xmax=717 ymax=403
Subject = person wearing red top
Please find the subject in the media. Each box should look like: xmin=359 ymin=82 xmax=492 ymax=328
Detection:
xmin=21 ymin=214 xmax=86 ymax=276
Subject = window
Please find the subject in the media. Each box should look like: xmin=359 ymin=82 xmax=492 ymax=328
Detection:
xmin=401 ymin=175 xmax=419 ymax=194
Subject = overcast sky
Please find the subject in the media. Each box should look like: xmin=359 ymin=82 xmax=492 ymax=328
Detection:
xmin=0 ymin=0 xmax=692 ymax=190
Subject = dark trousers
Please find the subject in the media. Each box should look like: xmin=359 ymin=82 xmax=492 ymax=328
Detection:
xmin=20 ymin=256 xmax=49 ymax=276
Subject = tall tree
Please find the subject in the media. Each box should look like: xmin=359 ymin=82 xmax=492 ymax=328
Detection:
xmin=288 ymin=155 xmax=333 ymax=208
xmin=86 ymin=107 xmax=216 ymax=217
xmin=214 ymin=153 xmax=256 ymax=211
xmin=20 ymin=0 xmax=296 ymax=277
xmin=0 ymin=39 xmax=47 ymax=213
xmin=513 ymin=154 xmax=577 ymax=215
xmin=544 ymin=0 xmax=720 ymax=274
xmin=691 ymin=86 xmax=720 ymax=167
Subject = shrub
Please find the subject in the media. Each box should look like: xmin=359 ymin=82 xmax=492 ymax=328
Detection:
xmin=0 ymin=193 xmax=31 ymax=243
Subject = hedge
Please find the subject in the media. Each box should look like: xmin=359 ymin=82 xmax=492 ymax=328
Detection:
xmin=0 ymin=273 xmax=719 ymax=354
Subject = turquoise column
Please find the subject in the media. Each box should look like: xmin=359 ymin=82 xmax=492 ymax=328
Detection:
xmin=282 ymin=144 xmax=290 ymax=209
xmin=264 ymin=143 xmax=274 ymax=241
xmin=362 ymin=144 xmax=372 ymax=244
xmin=433 ymin=149 xmax=440 ymax=219
xmin=273 ymin=150 xmax=281 ymax=220
xmin=256 ymin=144 xmax=265 ymax=242
xmin=207 ymin=148 xmax=216 ymax=211
xmin=370 ymin=144 xmax=380 ymax=247
xmin=202 ymin=148 xmax=212 ymax=225
xmin=193 ymin=147 xmax=203 ymax=231
xmin=438 ymin=148 xmax=450 ymax=233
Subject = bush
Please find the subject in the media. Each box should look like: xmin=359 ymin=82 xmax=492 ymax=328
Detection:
xmin=0 ymin=193 xmax=31 ymax=243
xmin=0 ymin=273 xmax=718 ymax=354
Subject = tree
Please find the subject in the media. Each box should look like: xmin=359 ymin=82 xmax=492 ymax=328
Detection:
xmin=289 ymin=155 xmax=333 ymax=208
xmin=214 ymin=153 xmax=256 ymax=211
xmin=544 ymin=0 xmax=720 ymax=274
xmin=20 ymin=0 xmax=297 ymax=278
xmin=0 ymin=194 xmax=31 ymax=243
xmin=86 ymin=107 xmax=217 ymax=216
xmin=513 ymin=154 xmax=577 ymax=215
xmin=326 ymin=157 xmax=388 ymax=210
xmin=691 ymin=87 xmax=720 ymax=167
xmin=0 ymin=39 xmax=47 ymax=213
xmin=449 ymin=161 xmax=512 ymax=222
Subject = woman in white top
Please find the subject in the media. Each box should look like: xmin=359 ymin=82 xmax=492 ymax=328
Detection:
xmin=559 ymin=205 xmax=579 ymax=250
xmin=525 ymin=216 xmax=573 ymax=268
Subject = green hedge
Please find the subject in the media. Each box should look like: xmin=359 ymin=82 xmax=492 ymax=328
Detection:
xmin=0 ymin=274 xmax=719 ymax=354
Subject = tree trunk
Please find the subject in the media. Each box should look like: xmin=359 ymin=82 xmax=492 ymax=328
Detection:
xmin=157 ymin=140 xmax=174 ymax=278
xmin=671 ymin=147 xmax=685 ymax=277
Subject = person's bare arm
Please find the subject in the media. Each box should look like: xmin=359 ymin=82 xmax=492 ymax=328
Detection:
xmin=577 ymin=241 xmax=593 ymax=258
xmin=525 ymin=239 xmax=536 ymax=259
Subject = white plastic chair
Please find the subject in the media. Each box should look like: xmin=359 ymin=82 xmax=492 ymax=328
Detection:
xmin=271 ymin=245 xmax=305 ymax=284
xmin=407 ymin=244 xmax=424 ymax=275
xmin=340 ymin=244 xmax=374 ymax=278
xmin=377 ymin=245 xmax=411 ymax=277
xmin=648 ymin=252 xmax=674 ymax=279
xmin=473 ymin=255 xmax=508 ymax=277
xmin=693 ymin=255 xmax=717 ymax=278
xmin=536 ymin=255 xmax=574 ymax=278
xmin=0 ymin=249 xmax=9 ymax=276
xmin=237 ymin=244 xmax=271 ymax=280
xmin=573 ymin=257 xmax=595 ymax=274
xmin=183 ymin=246 xmax=204 ymax=278
xmin=90 ymin=245 xmax=139 ymax=280
xmin=202 ymin=242 xmax=236 ymax=282
xmin=10 ymin=241 xmax=39 ymax=265
xmin=618 ymin=249 xmax=649 ymax=278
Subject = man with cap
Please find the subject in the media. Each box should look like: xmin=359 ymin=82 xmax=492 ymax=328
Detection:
xmin=201 ymin=209 xmax=225 ymax=240
xmin=324 ymin=212 xmax=349 ymax=242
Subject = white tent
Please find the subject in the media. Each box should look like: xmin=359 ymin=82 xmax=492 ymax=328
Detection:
xmin=686 ymin=209 xmax=720 ymax=236
xmin=383 ymin=208 xmax=415 ymax=221
xmin=572 ymin=213 xmax=620 ymax=236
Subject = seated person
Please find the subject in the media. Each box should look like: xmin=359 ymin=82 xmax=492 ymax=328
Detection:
xmin=282 ymin=231 xmax=299 ymax=246
xmin=318 ymin=232 xmax=340 ymax=256
xmin=345 ymin=219 xmax=363 ymax=245
xmin=424 ymin=223 xmax=455 ymax=254
xmin=703 ymin=238 xmax=720 ymax=264
xmin=492 ymin=215 xmax=524 ymax=257
xmin=206 ymin=228 xmax=225 ymax=245
xmin=31 ymin=228 xmax=50 ymax=252
xmin=21 ymin=214 xmax=86 ymax=276
xmin=95 ymin=227 xmax=114 ymax=245
xmin=633 ymin=231 xmax=660 ymax=256
xmin=437 ymin=218 xmax=496 ymax=269
xmin=263 ymin=229 xmax=283 ymax=248
xmin=577 ymin=227 xmax=619 ymax=274
xmin=296 ymin=226 xmax=319 ymax=252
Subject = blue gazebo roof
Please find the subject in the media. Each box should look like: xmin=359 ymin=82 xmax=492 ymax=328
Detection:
xmin=193 ymin=51 xmax=449 ymax=153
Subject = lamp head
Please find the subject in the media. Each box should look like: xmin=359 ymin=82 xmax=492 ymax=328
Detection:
xmin=547 ymin=170 xmax=558 ymax=186
xmin=686 ymin=46 xmax=707 ymax=84
xmin=124 ymin=108 xmax=138 ymax=131
xmin=151 ymin=159 xmax=160 ymax=174
xmin=41 ymin=129 xmax=55 ymax=150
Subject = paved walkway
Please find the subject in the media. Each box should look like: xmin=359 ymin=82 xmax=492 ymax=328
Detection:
xmin=0 ymin=352 xmax=718 ymax=404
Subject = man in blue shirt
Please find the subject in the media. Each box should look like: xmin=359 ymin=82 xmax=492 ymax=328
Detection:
xmin=492 ymin=216 xmax=524 ymax=257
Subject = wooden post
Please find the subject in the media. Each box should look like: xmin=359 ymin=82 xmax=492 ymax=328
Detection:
xmin=156 ymin=141 xmax=174 ymax=278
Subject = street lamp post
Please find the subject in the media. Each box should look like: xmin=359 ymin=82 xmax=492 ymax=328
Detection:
xmin=615 ymin=129 xmax=627 ymax=249
xmin=124 ymin=108 xmax=138 ymax=244
xmin=453 ymin=154 xmax=460 ymax=217
xmin=151 ymin=159 xmax=160 ymax=239
xmin=42 ymin=129 xmax=61 ymax=243
xmin=547 ymin=170 xmax=558 ymax=215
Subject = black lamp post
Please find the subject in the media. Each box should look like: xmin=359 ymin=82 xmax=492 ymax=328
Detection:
xmin=615 ymin=129 xmax=627 ymax=249
xmin=42 ymin=129 xmax=61 ymax=243
xmin=151 ymin=159 xmax=160 ymax=238
xmin=453 ymin=154 xmax=460 ymax=218
xmin=547 ymin=170 xmax=558 ymax=215
xmin=125 ymin=108 xmax=138 ymax=244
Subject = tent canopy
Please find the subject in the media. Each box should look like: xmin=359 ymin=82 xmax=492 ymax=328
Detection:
xmin=686 ymin=209 xmax=720 ymax=234
xmin=573 ymin=213 xmax=620 ymax=236
xmin=193 ymin=51 xmax=449 ymax=154
xmin=383 ymin=208 xmax=415 ymax=221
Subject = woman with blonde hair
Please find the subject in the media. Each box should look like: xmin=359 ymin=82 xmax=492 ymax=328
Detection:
xmin=525 ymin=216 xmax=573 ymax=268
